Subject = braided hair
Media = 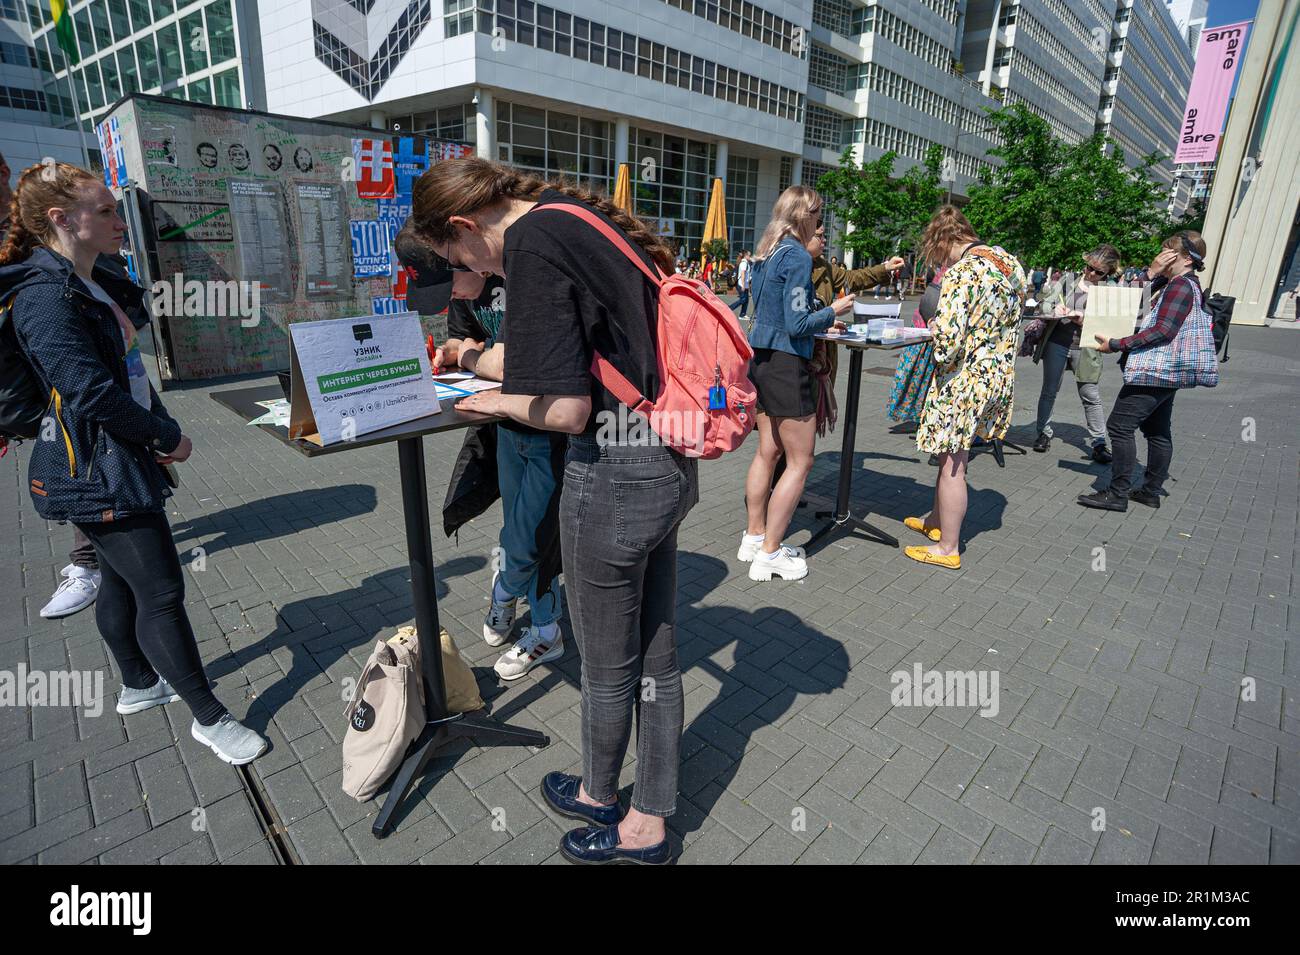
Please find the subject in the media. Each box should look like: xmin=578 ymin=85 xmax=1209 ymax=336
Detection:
xmin=0 ymin=160 xmax=99 ymax=266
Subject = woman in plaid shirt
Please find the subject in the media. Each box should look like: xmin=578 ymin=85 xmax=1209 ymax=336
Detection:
xmin=1078 ymin=231 xmax=1208 ymax=512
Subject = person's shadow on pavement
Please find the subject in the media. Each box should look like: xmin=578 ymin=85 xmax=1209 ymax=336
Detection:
xmin=202 ymin=556 xmax=486 ymax=736
xmin=171 ymin=485 xmax=378 ymax=557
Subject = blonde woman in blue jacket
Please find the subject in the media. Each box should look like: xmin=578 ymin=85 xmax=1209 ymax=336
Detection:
xmin=741 ymin=186 xmax=855 ymax=582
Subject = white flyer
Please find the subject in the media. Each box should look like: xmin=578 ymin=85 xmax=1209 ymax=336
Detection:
xmin=287 ymin=311 xmax=439 ymax=445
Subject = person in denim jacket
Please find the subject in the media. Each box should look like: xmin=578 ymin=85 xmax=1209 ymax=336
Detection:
xmin=740 ymin=186 xmax=855 ymax=582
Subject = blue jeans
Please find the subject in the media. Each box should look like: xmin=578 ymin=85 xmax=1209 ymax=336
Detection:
xmin=560 ymin=435 xmax=698 ymax=816
xmin=496 ymin=428 xmax=563 ymax=626
xmin=730 ymin=287 xmax=750 ymax=317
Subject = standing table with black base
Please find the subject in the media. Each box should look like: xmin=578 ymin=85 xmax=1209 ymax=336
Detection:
xmin=213 ymin=384 xmax=550 ymax=838
xmin=800 ymin=333 xmax=922 ymax=551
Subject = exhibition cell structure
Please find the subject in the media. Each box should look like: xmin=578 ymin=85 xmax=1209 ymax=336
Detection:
xmin=97 ymin=92 xmax=472 ymax=381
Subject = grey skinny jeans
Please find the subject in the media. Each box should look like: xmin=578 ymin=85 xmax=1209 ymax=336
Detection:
xmin=1036 ymin=338 xmax=1107 ymax=447
xmin=560 ymin=433 xmax=698 ymax=817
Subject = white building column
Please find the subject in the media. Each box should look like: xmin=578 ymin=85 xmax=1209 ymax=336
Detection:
xmin=614 ymin=118 xmax=630 ymax=166
xmin=369 ymin=110 xmax=386 ymax=130
xmin=790 ymin=155 xmax=803 ymax=187
xmin=474 ymin=87 xmax=495 ymax=159
xmin=714 ymin=139 xmax=729 ymax=180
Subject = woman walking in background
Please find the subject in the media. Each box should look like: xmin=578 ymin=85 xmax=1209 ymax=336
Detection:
xmin=0 ymin=161 xmax=266 ymax=764
xmin=741 ymin=185 xmax=855 ymax=582
xmin=903 ymin=206 xmax=1025 ymax=569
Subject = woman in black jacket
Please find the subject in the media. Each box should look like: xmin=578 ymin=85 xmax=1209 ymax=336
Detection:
xmin=0 ymin=161 xmax=265 ymax=765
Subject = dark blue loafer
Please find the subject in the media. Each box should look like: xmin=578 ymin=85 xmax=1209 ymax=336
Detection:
xmin=560 ymin=824 xmax=672 ymax=865
xmin=541 ymin=772 xmax=622 ymax=826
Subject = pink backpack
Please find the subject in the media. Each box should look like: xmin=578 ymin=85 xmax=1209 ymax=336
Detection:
xmin=530 ymin=203 xmax=756 ymax=459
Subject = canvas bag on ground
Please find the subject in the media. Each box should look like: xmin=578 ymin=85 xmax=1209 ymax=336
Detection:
xmin=341 ymin=626 xmax=484 ymax=802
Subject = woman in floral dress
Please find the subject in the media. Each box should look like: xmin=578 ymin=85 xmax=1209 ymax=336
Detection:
xmin=902 ymin=206 xmax=1025 ymax=570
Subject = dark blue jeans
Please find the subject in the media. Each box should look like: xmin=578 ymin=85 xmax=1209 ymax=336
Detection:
xmin=560 ymin=434 xmax=698 ymax=817
xmin=730 ymin=287 xmax=750 ymax=317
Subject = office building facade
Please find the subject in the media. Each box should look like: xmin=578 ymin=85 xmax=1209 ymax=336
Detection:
xmin=18 ymin=2 xmax=1196 ymax=257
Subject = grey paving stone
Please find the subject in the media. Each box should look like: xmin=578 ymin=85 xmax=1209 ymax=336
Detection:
xmin=5 ymin=329 xmax=1298 ymax=865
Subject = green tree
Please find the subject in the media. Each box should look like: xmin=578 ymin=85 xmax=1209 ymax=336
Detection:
xmin=895 ymin=144 xmax=947 ymax=256
xmin=816 ymin=146 xmax=945 ymax=261
xmin=966 ymin=103 xmax=1182 ymax=270
xmin=816 ymin=147 xmax=902 ymax=262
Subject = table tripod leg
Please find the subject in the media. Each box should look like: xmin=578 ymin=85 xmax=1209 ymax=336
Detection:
xmin=450 ymin=713 xmax=550 ymax=748
xmin=372 ymin=723 xmax=446 ymax=837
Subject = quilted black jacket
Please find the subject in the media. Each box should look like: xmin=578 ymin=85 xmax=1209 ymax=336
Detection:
xmin=1 ymin=247 xmax=182 ymax=522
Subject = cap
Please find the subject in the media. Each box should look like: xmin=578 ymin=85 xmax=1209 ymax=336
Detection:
xmin=401 ymin=248 xmax=455 ymax=316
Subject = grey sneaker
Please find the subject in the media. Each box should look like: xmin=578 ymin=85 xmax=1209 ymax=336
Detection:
xmin=191 ymin=714 xmax=268 ymax=766
xmin=116 ymin=677 xmax=181 ymax=715
xmin=483 ymin=572 xmax=518 ymax=647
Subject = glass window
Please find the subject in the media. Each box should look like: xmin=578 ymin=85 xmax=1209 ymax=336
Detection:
xmin=151 ymin=0 xmax=174 ymax=19
xmin=181 ymin=10 xmax=207 ymax=72
xmin=157 ymin=22 xmax=183 ymax=80
xmin=101 ymin=51 xmax=122 ymax=102
xmin=213 ymin=67 xmax=241 ymax=106
xmin=74 ymin=8 xmax=95 ymax=59
xmin=207 ymin=0 xmax=236 ymax=62
xmin=108 ymin=0 xmax=131 ymax=39
xmin=128 ymin=0 xmax=149 ymax=33
xmin=89 ymin=1 xmax=110 ymax=46
xmin=136 ymin=35 xmax=159 ymax=88
xmin=187 ymin=76 xmax=212 ymax=104
xmin=86 ymin=60 xmax=105 ymax=110
xmin=118 ymin=47 xmax=139 ymax=93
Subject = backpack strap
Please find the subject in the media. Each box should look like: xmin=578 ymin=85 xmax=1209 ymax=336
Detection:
xmin=523 ymin=202 xmax=658 ymax=417
xmin=525 ymin=202 xmax=666 ymax=287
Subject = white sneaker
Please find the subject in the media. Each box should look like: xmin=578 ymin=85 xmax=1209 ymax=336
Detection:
xmin=736 ymin=535 xmax=806 ymax=562
xmin=748 ymin=546 xmax=809 ymax=581
xmin=483 ymin=572 xmax=518 ymax=647
xmin=493 ymin=626 xmax=564 ymax=682
xmin=40 ymin=564 xmax=101 ymax=619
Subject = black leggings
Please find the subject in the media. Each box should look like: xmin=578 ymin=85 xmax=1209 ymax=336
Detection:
xmin=74 ymin=513 xmax=226 ymax=726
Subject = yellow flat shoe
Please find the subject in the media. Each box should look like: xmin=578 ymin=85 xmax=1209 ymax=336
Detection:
xmin=903 ymin=545 xmax=960 ymax=570
xmin=903 ymin=517 xmax=942 ymax=542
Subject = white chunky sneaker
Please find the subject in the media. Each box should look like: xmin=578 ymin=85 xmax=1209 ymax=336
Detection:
xmin=116 ymin=677 xmax=181 ymax=715
xmin=191 ymin=714 xmax=268 ymax=766
xmin=483 ymin=572 xmax=518 ymax=647
xmin=40 ymin=564 xmax=101 ymax=619
xmin=747 ymin=546 xmax=809 ymax=581
xmin=736 ymin=535 xmax=806 ymax=562
xmin=494 ymin=626 xmax=564 ymax=682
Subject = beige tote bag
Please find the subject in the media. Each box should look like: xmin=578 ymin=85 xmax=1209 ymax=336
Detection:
xmin=341 ymin=627 xmax=484 ymax=802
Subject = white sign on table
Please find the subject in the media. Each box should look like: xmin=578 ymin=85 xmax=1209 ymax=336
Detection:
xmin=288 ymin=311 xmax=439 ymax=445
xmin=1081 ymin=286 xmax=1144 ymax=349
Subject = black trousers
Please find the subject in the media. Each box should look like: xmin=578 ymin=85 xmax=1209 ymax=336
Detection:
xmin=1105 ymin=383 xmax=1177 ymax=496
xmin=74 ymin=512 xmax=226 ymax=725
